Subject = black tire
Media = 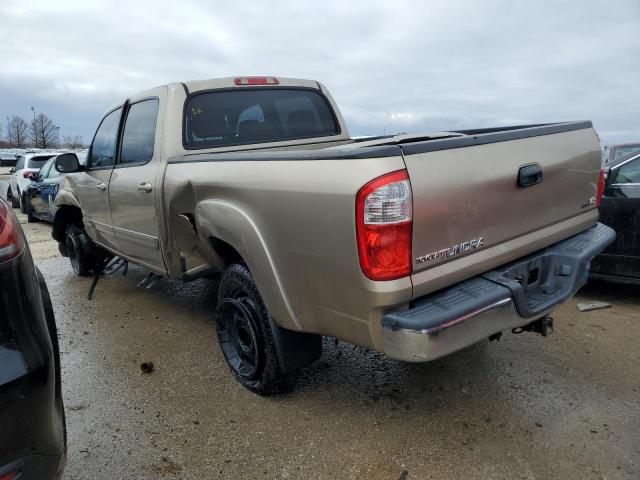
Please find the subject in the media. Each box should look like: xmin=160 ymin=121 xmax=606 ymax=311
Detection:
xmin=65 ymin=224 xmax=97 ymax=276
xmin=10 ymin=188 xmax=19 ymax=209
xmin=215 ymin=263 xmax=295 ymax=395
xmin=26 ymin=201 xmax=38 ymax=223
xmin=19 ymin=192 xmax=26 ymax=214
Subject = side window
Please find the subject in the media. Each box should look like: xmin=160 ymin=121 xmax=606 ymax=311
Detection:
xmin=38 ymin=160 xmax=52 ymax=180
xmin=89 ymin=108 xmax=122 ymax=168
xmin=16 ymin=157 xmax=24 ymax=170
xmin=614 ymin=159 xmax=640 ymax=184
xmin=120 ymin=99 xmax=159 ymax=164
xmin=47 ymin=161 xmax=61 ymax=179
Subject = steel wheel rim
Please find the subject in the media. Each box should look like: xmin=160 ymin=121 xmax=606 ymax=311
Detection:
xmin=66 ymin=234 xmax=81 ymax=274
xmin=217 ymin=296 xmax=261 ymax=379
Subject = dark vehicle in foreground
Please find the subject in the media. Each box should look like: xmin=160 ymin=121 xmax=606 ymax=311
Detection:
xmin=22 ymin=155 xmax=64 ymax=223
xmin=0 ymin=152 xmax=19 ymax=167
xmin=0 ymin=198 xmax=66 ymax=478
xmin=592 ymin=152 xmax=640 ymax=283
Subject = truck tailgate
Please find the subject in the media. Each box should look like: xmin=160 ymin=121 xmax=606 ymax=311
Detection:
xmin=402 ymin=122 xmax=602 ymax=295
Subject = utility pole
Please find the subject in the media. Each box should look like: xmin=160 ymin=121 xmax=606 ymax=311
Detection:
xmin=31 ymin=106 xmax=37 ymax=148
xmin=56 ymin=126 xmax=60 ymax=149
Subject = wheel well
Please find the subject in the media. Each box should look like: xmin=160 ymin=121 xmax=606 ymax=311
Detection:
xmin=52 ymin=206 xmax=83 ymax=242
xmin=210 ymin=237 xmax=244 ymax=268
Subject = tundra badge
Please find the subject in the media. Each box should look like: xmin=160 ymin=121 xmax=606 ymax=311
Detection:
xmin=415 ymin=237 xmax=485 ymax=264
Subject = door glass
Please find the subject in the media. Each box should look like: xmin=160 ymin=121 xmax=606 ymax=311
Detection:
xmin=120 ymin=99 xmax=159 ymax=164
xmin=38 ymin=159 xmax=53 ymax=180
xmin=47 ymin=160 xmax=62 ymax=178
xmin=89 ymin=108 xmax=122 ymax=168
xmin=614 ymin=159 xmax=640 ymax=184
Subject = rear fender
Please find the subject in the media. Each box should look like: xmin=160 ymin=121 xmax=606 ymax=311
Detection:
xmin=195 ymin=200 xmax=301 ymax=331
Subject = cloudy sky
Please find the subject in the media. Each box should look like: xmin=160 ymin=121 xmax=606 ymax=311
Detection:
xmin=1 ymin=0 xmax=639 ymax=145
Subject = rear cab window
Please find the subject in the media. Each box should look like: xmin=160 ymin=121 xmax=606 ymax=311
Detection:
xmin=183 ymin=88 xmax=340 ymax=149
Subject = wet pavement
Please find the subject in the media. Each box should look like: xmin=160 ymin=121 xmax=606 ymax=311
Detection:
xmin=3 ymin=177 xmax=639 ymax=479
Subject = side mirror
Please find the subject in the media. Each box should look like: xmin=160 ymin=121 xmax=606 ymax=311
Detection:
xmin=55 ymin=153 xmax=82 ymax=173
xmin=9 ymin=167 xmax=15 ymax=174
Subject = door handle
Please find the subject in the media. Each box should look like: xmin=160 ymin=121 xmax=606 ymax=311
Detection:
xmin=95 ymin=182 xmax=106 ymax=191
xmin=518 ymin=164 xmax=543 ymax=188
xmin=138 ymin=182 xmax=153 ymax=193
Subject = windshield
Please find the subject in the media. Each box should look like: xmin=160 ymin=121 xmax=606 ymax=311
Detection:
xmin=184 ymin=88 xmax=340 ymax=149
xmin=614 ymin=146 xmax=640 ymax=161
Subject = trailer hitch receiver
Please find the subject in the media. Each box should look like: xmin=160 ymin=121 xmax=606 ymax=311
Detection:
xmin=512 ymin=316 xmax=554 ymax=337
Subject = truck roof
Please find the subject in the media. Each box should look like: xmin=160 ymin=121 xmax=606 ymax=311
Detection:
xmin=103 ymin=76 xmax=328 ymax=124
xmin=182 ymin=76 xmax=321 ymax=94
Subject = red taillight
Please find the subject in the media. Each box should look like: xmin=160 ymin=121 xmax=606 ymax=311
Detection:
xmin=595 ymin=169 xmax=606 ymax=208
xmin=0 ymin=472 xmax=19 ymax=480
xmin=356 ymin=170 xmax=412 ymax=280
xmin=0 ymin=201 xmax=25 ymax=262
xmin=23 ymin=171 xmax=33 ymax=178
xmin=234 ymin=77 xmax=279 ymax=86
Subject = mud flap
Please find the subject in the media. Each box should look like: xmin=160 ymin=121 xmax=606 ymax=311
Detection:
xmin=269 ymin=319 xmax=322 ymax=374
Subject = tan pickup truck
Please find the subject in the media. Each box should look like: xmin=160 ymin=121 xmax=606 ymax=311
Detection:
xmin=52 ymin=76 xmax=615 ymax=395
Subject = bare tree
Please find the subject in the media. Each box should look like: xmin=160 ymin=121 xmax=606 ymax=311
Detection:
xmin=63 ymin=134 xmax=84 ymax=149
xmin=7 ymin=115 xmax=29 ymax=147
xmin=30 ymin=113 xmax=58 ymax=149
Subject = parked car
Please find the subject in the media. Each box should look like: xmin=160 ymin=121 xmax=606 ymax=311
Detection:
xmin=51 ymin=76 xmax=614 ymax=395
xmin=605 ymin=142 xmax=640 ymax=163
xmin=7 ymin=152 xmax=57 ymax=211
xmin=0 ymin=197 xmax=66 ymax=478
xmin=22 ymin=155 xmax=65 ymax=223
xmin=0 ymin=152 xmax=20 ymax=167
xmin=591 ymin=152 xmax=640 ymax=282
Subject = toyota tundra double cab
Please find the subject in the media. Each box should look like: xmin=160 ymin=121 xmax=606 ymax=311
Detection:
xmin=50 ymin=76 xmax=615 ymax=394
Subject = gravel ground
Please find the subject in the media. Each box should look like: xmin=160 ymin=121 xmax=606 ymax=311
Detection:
xmin=2 ymin=175 xmax=639 ymax=479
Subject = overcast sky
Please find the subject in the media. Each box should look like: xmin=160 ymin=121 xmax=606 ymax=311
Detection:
xmin=1 ymin=0 xmax=639 ymax=145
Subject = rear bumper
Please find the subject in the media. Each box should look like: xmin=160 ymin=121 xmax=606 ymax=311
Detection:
xmin=381 ymin=223 xmax=616 ymax=362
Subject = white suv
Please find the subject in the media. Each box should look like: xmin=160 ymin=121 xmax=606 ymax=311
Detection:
xmin=8 ymin=152 xmax=57 ymax=210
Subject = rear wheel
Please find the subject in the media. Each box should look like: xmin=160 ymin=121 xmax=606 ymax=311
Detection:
xmin=215 ymin=263 xmax=296 ymax=395
xmin=65 ymin=224 xmax=99 ymax=276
